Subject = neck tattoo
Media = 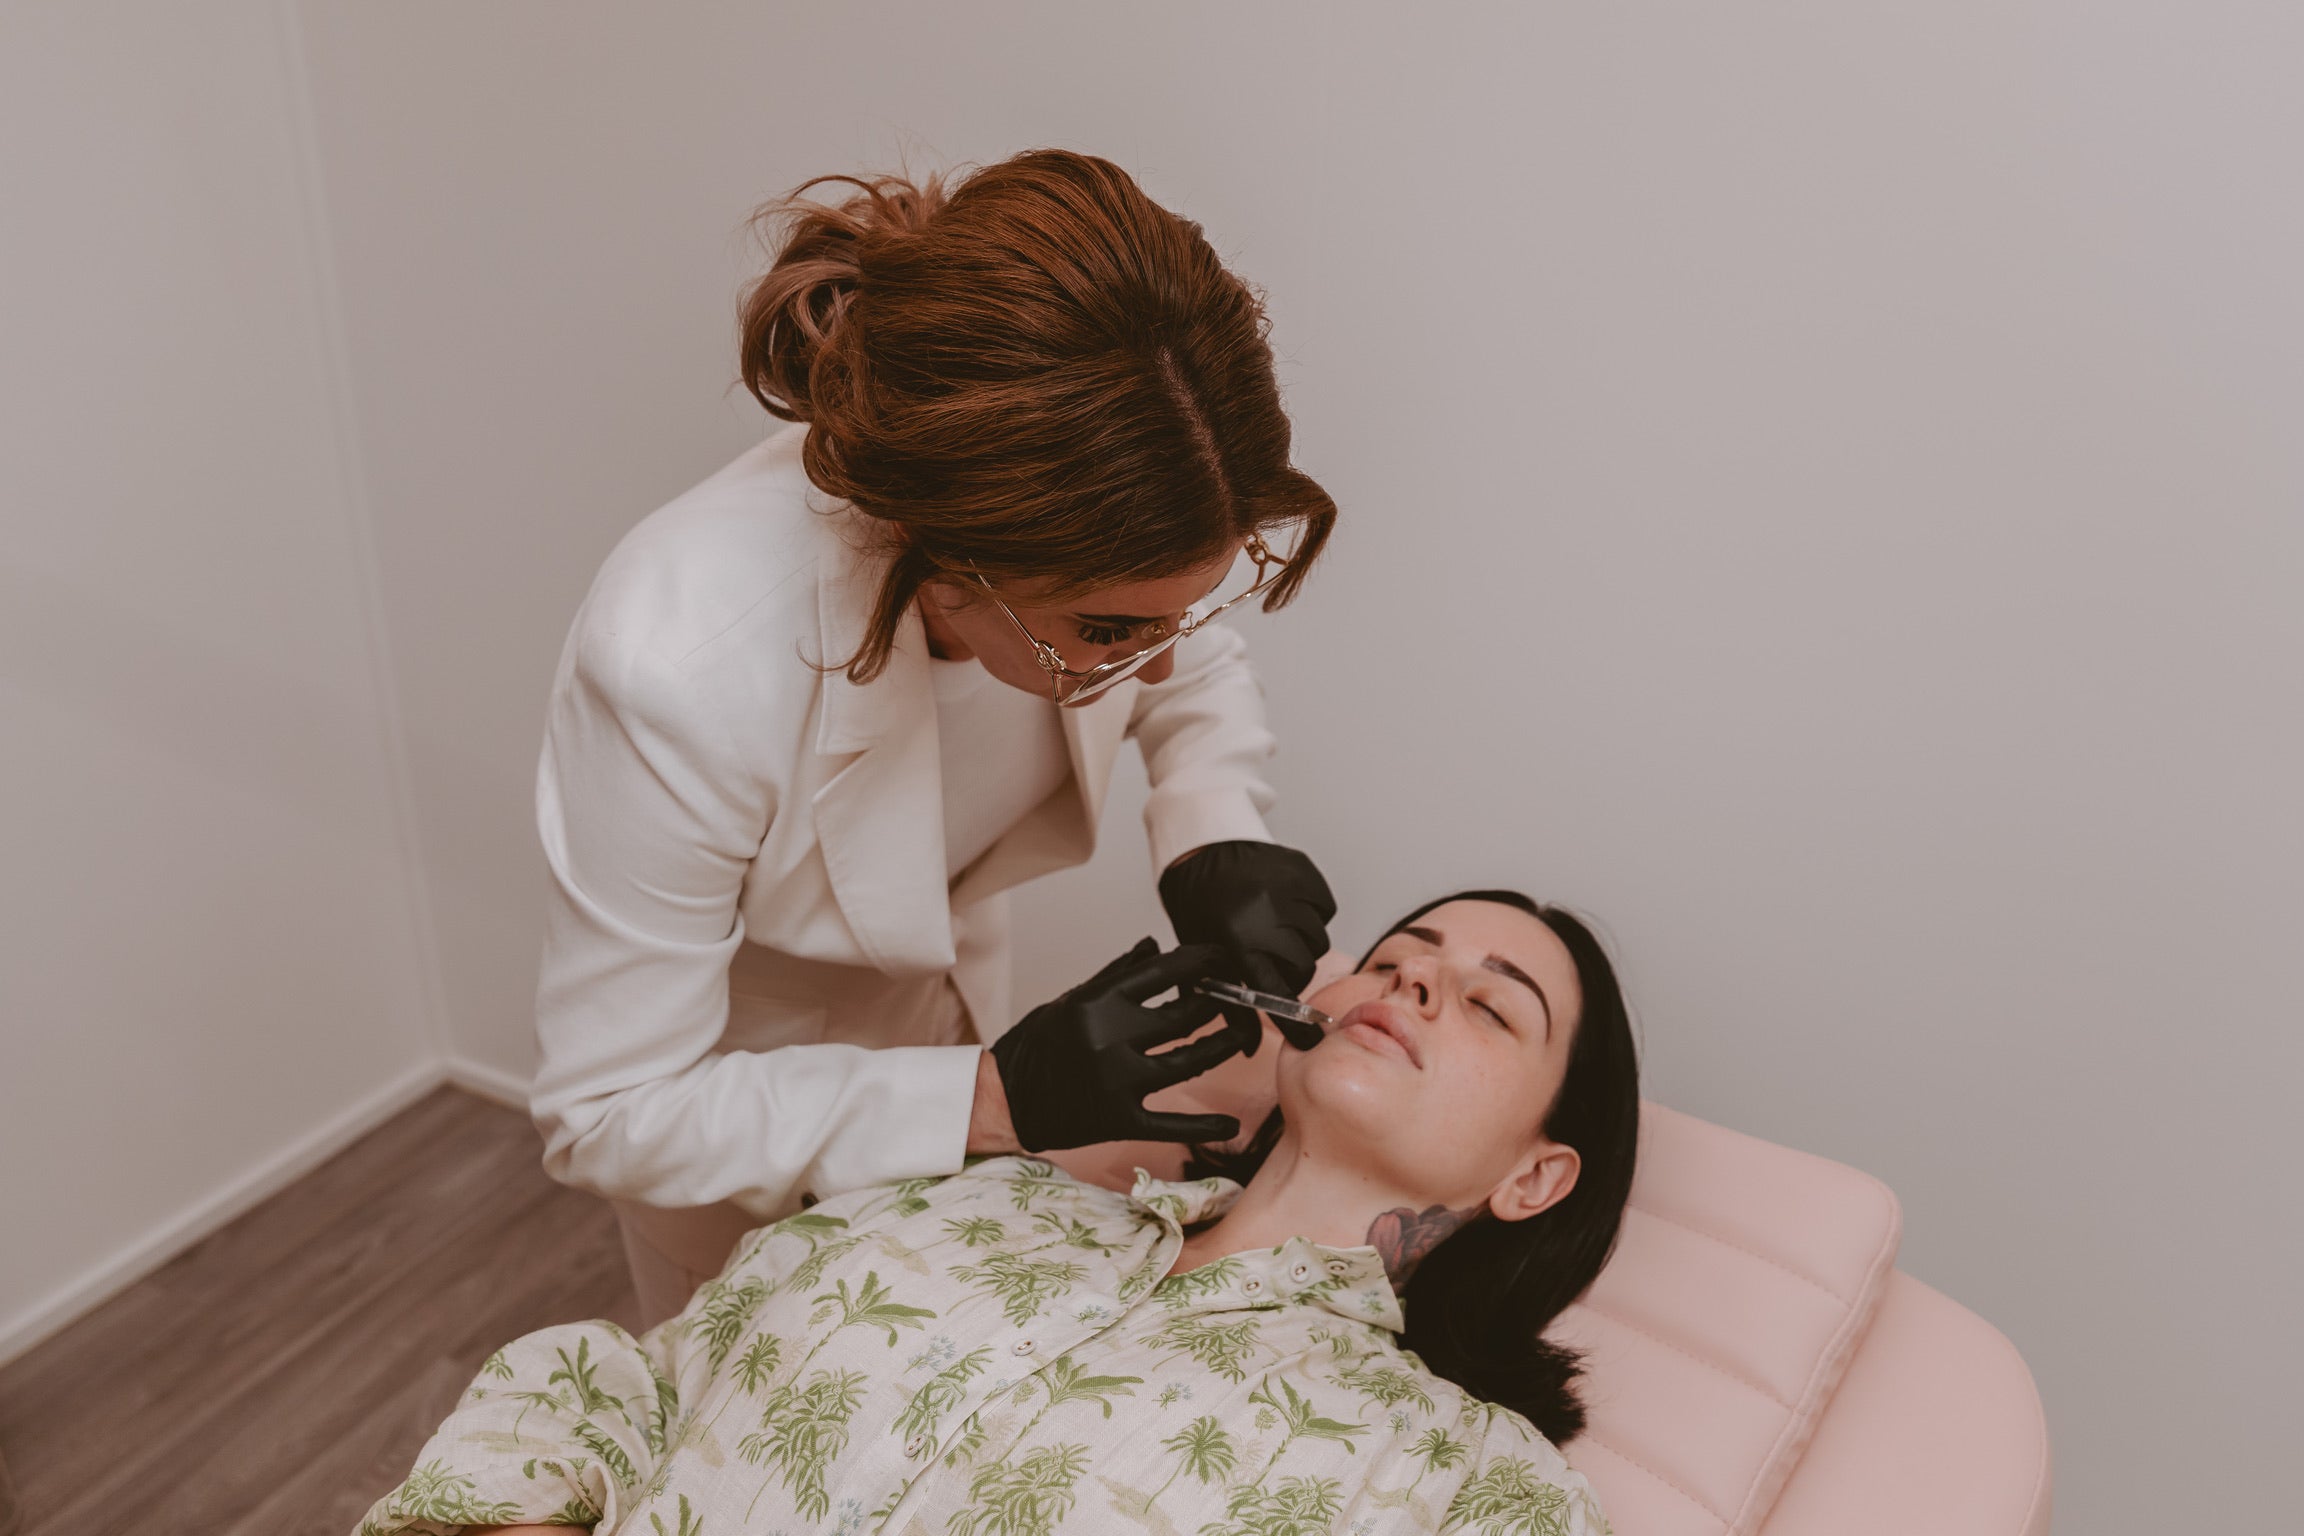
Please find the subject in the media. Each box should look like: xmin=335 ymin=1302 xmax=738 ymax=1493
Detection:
xmin=1366 ymin=1202 xmax=1479 ymax=1289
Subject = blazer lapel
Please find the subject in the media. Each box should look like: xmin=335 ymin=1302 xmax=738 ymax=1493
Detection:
xmin=949 ymin=681 xmax=1134 ymax=910
xmin=809 ymin=553 xmax=957 ymax=976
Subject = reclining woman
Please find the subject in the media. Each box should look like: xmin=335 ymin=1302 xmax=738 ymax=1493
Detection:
xmin=358 ymin=892 xmax=1639 ymax=1536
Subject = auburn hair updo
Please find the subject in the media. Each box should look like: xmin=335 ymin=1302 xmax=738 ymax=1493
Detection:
xmin=738 ymin=148 xmax=1337 ymax=682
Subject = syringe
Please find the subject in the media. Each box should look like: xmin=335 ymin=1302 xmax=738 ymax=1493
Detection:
xmin=1191 ymin=978 xmax=1330 ymax=1050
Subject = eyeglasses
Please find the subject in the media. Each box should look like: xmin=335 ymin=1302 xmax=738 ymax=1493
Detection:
xmin=971 ymin=532 xmax=1293 ymax=708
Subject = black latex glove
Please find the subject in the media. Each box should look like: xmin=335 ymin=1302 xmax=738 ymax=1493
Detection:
xmin=1158 ymin=840 xmax=1338 ymax=1055
xmin=990 ymin=938 xmax=1245 ymax=1152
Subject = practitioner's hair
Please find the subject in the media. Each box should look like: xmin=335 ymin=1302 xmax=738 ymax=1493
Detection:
xmin=739 ymin=148 xmax=1336 ymax=682
xmin=1188 ymin=891 xmax=1641 ymax=1445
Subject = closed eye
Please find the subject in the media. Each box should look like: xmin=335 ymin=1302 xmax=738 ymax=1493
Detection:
xmin=1474 ymin=997 xmax=1511 ymax=1031
xmin=1077 ymin=621 xmax=1136 ymax=646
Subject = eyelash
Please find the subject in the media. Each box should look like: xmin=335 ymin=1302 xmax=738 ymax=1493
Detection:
xmin=1371 ymin=962 xmax=1510 ymax=1031
xmin=1077 ymin=621 xmax=1135 ymax=646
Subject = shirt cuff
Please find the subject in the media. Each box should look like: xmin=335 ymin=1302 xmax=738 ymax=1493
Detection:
xmin=852 ymin=1043 xmax=984 ymax=1187
xmin=1146 ymin=788 xmax=1275 ymax=874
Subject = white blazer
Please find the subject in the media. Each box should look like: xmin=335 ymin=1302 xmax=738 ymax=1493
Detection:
xmin=529 ymin=425 xmax=1278 ymax=1219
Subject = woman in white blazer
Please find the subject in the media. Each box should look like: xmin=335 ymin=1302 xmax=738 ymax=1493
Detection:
xmin=530 ymin=150 xmax=1343 ymax=1323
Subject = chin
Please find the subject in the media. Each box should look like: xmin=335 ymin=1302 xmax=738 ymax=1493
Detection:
xmin=1284 ymin=1047 xmax=1407 ymax=1133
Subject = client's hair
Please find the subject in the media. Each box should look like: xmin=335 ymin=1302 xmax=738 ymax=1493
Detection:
xmin=1188 ymin=890 xmax=1641 ymax=1444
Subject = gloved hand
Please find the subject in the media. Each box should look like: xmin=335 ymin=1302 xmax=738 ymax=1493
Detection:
xmin=990 ymin=938 xmax=1245 ymax=1152
xmin=1158 ymin=840 xmax=1338 ymax=1054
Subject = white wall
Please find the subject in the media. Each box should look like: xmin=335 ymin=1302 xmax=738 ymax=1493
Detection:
xmin=291 ymin=3 xmax=2301 ymax=1529
xmin=0 ymin=2 xmax=440 ymax=1357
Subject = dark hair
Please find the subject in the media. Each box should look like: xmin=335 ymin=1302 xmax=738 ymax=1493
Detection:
xmin=1188 ymin=890 xmax=1641 ymax=1444
xmin=738 ymin=149 xmax=1337 ymax=682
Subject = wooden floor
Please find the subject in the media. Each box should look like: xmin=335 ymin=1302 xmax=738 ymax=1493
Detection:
xmin=0 ymin=1088 xmax=639 ymax=1536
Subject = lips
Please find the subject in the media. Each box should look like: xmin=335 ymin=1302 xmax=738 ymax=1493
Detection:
xmin=1336 ymin=1000 xmax=1422 ymax=1068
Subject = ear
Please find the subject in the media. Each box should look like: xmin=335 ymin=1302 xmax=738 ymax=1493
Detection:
xmin=1487 ymin=1140 xmax=1581 ymax=1223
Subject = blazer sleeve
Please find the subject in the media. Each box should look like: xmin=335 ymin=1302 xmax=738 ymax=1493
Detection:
xmin=1127 ymin=622 xmax=1280 ymax=872
xmin=529 ymin=628 xmax=979 ymax=1215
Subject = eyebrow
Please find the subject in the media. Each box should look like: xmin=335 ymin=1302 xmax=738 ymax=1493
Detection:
xmin=1398 ymin=925 xmax=1554 ymax=1039
xmin=1069 ymin=568 xmax=1233 ymax=627
xmin=1069 ymin=611 xmax=1165 ymax=626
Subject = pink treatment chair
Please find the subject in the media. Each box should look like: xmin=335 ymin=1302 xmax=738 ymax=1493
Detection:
xmin=1551 ymin=1105 xmax=2052 ymax=1536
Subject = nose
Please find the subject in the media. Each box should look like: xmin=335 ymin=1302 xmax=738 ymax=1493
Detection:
xmin=1389 ymin=952 xmax=1442 ymax=1016
xmin=1134 ymin=644 xmax=1179 ymax=687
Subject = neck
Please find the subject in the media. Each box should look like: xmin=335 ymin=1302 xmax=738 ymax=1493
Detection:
xmin=1176 ymin=1133 xmax=1483 ymax=1291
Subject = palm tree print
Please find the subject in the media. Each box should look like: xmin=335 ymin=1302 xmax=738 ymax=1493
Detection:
xmin=1031 ymin=1210 xmax=1120 ymax=1254
xmin=688 ymin=1274 xmax=769 ymax=1368
xmin=1147 ymin=1314 xmax=1264 ymax=1383
xmin=732 ymin=1333 xmax=784 ymax=1395
xmin=955 ymin=1249 xmax=1088 ymax=1327
xmin=1407 ymin=1427 xmax=1470 ymax=1486
xmin=1145 ymin=1415 xmax=1237 ymax=1505
xmin=1246 ymin=1375 xmax=1366 ymax=1481
xmin=548 ymin=1337 xmax=624 ymax=1416
xmin=880 ymin=1176 xmax=942 ymax=1219
xmin=943 ymin=1214 xmax=1008 ymax=1248
xmin=1200 ymin=1473 xmax=1344 ymax=1536
xmin=1440 ymin=1458 xmax=1574 ymax=1536
xmin=739 ymin=1367 xmax=870 ymax=1521
xmin=504 ymin=1386 xmax=569 ymax=1439
xmin=785 ymin=1229 xmax=869 ymax=1293
xmin=941 ymin=1411 xmax=989 ymax=1470
xmin=1017 ymin=1353 xmax=1141 ymax=1429
xmin=1154 ymin=1256 xmax=1245 ymax=1306
xmin=1340 ymin=1361 xmax=1436 ymax=1416
xmin=384 ymin=1460 xmax=520 ymax=1525
xmin=1003 ymin=1160 xmax=1069 ymax=1210
xmin=544 ymin=1490 xmax=603 ymax=1525
xmin=571 ymin=1416 xmax=639 ymax=1488
xmin=810 ymin=1269 xmax=937 ymax=1346
xmin=894 ymin=1345 xmax=993 ymax=1451
xmin=641 ymin=1363 xmax=682 ymax=1456
xmin=728 ymin=1207 xmax=843 ymax=1273
xmin=356 ymin=1158 xmax=1602 ymax=1536
xmin=946 ymin=1441 xmax=1092 ymax=1536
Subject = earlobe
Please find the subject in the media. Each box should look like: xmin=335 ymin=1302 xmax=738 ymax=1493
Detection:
xmin=1489 ymin=1143 xmax=1581 ymax=1223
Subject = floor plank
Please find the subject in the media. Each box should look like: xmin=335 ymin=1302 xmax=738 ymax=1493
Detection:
xmin=0 ymin=1087 xmax=637 ymax=1536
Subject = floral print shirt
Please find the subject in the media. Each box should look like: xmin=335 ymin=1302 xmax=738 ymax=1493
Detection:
xmin=357 ymin=1157 xmax=1608 ymax=1536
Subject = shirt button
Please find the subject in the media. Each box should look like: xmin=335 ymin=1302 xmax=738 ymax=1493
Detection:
xmin=905 ymin=1433 xmax=933 ymax=1458
xmin=1241 ymin=1277 xmax=1263 ymax=1295
xmin=1012 ymin=1338 xmax=1037 ymax=1355
xmin=1289 ymin=1262 xmax=1311 ymax=1282
xmin=1327 ymin=1258 xmax=1350 ymax=1275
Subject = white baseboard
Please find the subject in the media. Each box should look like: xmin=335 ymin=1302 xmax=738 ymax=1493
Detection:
xmin=0 ymin=1057 xmax=448 ymax=1369
xmin=444 ymin=1055 xmax=532 ymax=1111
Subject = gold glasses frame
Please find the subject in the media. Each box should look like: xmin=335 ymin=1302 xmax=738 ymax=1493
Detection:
xmin=971 ymin=532 xmax=1293 ymax=708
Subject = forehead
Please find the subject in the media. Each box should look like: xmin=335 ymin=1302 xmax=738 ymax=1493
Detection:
xmin=1011 ymin=545 xmax=1239 ymax=613
xmin=1377 ymin=900 xmax=1583 ymax=1020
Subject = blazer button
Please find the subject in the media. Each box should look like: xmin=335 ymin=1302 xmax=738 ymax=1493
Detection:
xmin=1012 ymin=1338 xmax=1037 ymax=1355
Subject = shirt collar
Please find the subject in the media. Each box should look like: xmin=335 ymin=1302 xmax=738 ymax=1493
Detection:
xmin=1128 ymin=1171 xmax=1407 ymax=1333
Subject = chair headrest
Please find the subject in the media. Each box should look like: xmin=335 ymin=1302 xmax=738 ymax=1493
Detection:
xmin=1552 ymin=1102 xmax=1902 ymax=1536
